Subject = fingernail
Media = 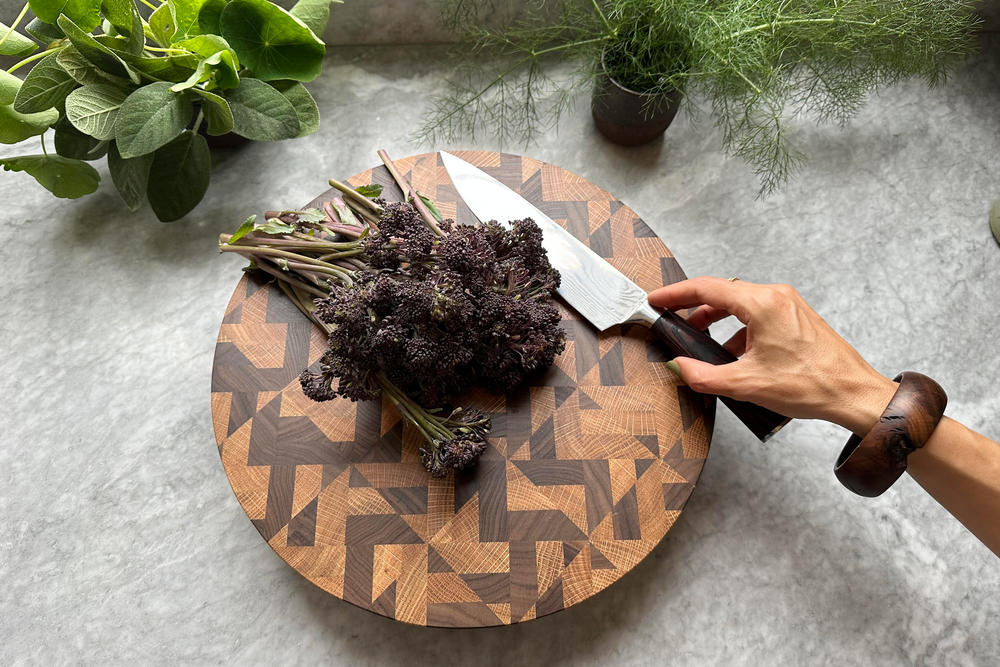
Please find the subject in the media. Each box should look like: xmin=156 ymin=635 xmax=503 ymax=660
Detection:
xmin=665 ymin=360 xmax=682 ymax=379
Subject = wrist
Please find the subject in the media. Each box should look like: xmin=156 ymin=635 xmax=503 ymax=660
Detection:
xmin=828 ymin=371 xmax=898 ymax=436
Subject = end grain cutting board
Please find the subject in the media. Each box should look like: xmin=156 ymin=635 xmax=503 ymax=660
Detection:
xmin=210 ymin=151 xmax=715 ymax=627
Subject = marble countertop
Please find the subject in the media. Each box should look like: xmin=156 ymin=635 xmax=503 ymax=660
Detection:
xmin=1 ymin=41 xmax=998 ymax=665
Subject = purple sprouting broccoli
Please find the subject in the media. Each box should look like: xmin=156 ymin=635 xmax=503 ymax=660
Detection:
xmin=299 ymin=200 xmax=566 ymax=476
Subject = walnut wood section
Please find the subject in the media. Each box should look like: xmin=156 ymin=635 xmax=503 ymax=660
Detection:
xmin=835 ymin=371 xmax=947 ymax=497
xmin=210 ymin=152 xmax=715 ymax=627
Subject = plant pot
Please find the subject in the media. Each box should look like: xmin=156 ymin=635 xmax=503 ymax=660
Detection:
xmin=591 ymin=63 xmax=682 ymax=147
xmin=201 ymin=130 xmax=250 ymax=150
xmin=190 ymin=100 xmax=250 ymax=149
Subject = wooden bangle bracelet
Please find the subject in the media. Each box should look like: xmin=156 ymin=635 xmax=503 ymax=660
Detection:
xmin=834 ymin=372 xmax=948 ymax=497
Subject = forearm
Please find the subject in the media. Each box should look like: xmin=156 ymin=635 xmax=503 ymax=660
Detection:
xmin=905 ymin=418 xmax=1000 ymax=556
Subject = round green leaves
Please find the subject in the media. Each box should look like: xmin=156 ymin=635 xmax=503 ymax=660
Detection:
xmin=65 ymin=83 xmax=127 ymax=140
xmin=4 ymin=0 xmax=328 ymax=221
xmin=224 ymin=77 xmax=299 ymax=140
xmin=115 ymin=82 xmax=192 ymax=158
xmin=29 ymin=0 xmax=102 ymax=32
xmin=146 ymin=130 xmax=211 ymax=222
xmin=0 ymin=154 xmax=100 ymax=198
xmin=12 ymin=53 xmax=77 ymax=114
xmin=220 ymin=0 xmax=325 ymax=82
xmin=0 ymin=105 xmax=58 ymax=143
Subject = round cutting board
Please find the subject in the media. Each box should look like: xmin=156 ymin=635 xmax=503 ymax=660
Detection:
xmin=210 ymin=151 xmax=714 ymax=627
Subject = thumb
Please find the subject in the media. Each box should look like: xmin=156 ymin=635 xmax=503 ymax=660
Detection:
xmin=670 ymin=356 xmax=738 ymax=396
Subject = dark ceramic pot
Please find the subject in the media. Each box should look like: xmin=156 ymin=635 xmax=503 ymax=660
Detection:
xmin=591 ymin=59 xmax=682 ymax=146
xmin=202 ymin=130 xmax=250 ymax=149
xmin=190 ymin=100 xmax=250 ymax=149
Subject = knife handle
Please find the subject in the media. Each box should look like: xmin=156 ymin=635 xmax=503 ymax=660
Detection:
xmin=650 ymin=309 xmax=790 ymax=442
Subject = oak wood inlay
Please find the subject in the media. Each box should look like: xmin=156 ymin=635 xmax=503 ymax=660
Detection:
xmin=211 ymin=151 xmax=714 ymax=627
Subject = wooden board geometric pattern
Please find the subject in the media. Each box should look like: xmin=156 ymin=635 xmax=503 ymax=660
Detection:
xmin=210 ymin=152 xmax=715 ymax=627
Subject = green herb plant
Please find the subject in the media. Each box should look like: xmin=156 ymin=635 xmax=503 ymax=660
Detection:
xmin=427 ymin=0 xmax=978 ymax=194
xmin=1 ymin=0 xmax=338 ymax=221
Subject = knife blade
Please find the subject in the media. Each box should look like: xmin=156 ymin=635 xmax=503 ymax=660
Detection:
xmin=439 ymin=151 xmax=789 ymax=441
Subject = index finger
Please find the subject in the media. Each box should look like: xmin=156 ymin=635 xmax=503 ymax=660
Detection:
xmin=647 ymin=276 xmax=754 ymax=323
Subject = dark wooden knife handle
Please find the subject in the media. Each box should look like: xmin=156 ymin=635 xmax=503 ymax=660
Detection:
xmin=651 ymin=309 xmax=790 ymax=441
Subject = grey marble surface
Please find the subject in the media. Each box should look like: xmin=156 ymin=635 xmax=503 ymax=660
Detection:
xmin=2 ymin=38 xmax=999 ymax=666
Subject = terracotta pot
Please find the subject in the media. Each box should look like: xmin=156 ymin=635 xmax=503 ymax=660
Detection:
xmin=591 ymin=58 xmax=682 ymax=146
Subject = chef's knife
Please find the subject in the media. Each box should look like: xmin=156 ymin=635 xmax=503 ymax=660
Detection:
xmin=439 ymin=151 xmax=789 ymax=441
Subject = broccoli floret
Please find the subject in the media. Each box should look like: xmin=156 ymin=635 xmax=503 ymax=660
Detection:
xmin=299 ymin=201 xmax=565 ymax=476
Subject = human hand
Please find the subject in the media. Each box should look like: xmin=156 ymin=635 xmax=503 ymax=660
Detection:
xmin=647 ymin=277 xmax=898 ymax=436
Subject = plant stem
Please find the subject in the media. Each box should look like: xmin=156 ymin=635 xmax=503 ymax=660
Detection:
xmin=143 ymin=44 xmax=189 ymax=54
xmin=529 ymin=37 xmax=608 ymax=59
xmin=138 ymin=0 xmax=159 ymax=10
xmin=7 ymin=45 xmax=65 ymax=73
xmin=229 ymin=235 xmax=354 ymax=251
xmin=327 ymin=178 xmax=383 ymax=215
xmin=590 ymin=0 xmax=614 ymax=36
xmin=247 ymin=256 xmax=330 ymax=298
xmin=40 ymin=132 xmax=48 ymax=156
xmin=191 ymin=110 xmax=204 ymax=135
xmin=427 ymin=36 xmax=607 ymax=134
xmin=0 ymin=2 xmax=29 ymax=49
xmin=727 ymin=16 xmax=900 ymax=40
xmin=377 ymin=149 xmax=445 ymax=236
xmin=219 ymin=243 xmax=345 ymax=270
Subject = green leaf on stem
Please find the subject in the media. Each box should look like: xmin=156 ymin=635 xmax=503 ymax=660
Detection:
xmin=146 ymin=130 xmax=211 ymax=221
xmin=148 ymin=3 xmax=176 ymax=47
xmin=189 ymin=87 xmax=233 ymax=135
xmin=122 ymin=9 xmax=146 ymax=55
xmin=416 ymin=193 xmax=443 ymax=222
xmin=223 ymin=77 xmax=299 ymax=140
xmin=57 ymin=15 xmax=138 ymax=83
xmin=296 ymin=208 xmax=326 ymax=223
xmin=289 ymin=0 xmax=341 ymax=37
xmin=991 ymin=199 xmax=1000 ymax=248
xmin=174 ymin=34 xmax=233 ymax=59
xmin=220 ymin=0 xmax=325 ymax=82
xmin=0 ymin=70 xmax=22 ymax=106
xmin=354 ymin=183 xmax=382 ymax=198
xmin=25 ymin=17 xmax=64 ymax=45
xmin=0 ymin=22 xmax=38 ymax=57
xmin=108 ymin=140 xmax=153 ymax=211
xmin=100 ymin=0 xmax=145 ymax=54
xmin=229 ymin=214 xmax=256 ymax=243
xmin=332 ymin=199 xmax=359 ymax=226
xmin=0 ymin=153 xmax=100 ymax=198
xmin=0 ymin=104 xmax=58 ymax=143
xmin=117 ymin=51 xmax=199 ymax=82
xmin=57 ymin=46 xmax=130 ymax=86
xmin=197 ymin=0 xmax=228 ymax=35
xmin=115 ymin=82 xmax=191 ymax=158
xmin=54 ymin=117 xmax=108 ymax=160
xmin=170 ymin=49 xmax=240 ymax=91
xmin=29 ymin=0 xmax=102 ymax=32
xmin=12 ymin=53 xmax=77 ymax=114
xmin=169 ymin=0 xmax=209 ymax=41
xmin=269 ymin=80 xmax=318 ymax=137
xmin=101 ymin=0 xmax=138 ymax=35
xmin=65 ymin=83 xmax=128 ymax=140
xmin=255 ymin=218 xmax=296 ymax=234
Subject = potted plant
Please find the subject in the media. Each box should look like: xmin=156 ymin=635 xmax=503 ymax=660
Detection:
xmin=426 ymin=0 xmax=979 ymax=194
xmin=1 ymin=0 xmax=338 ymax=221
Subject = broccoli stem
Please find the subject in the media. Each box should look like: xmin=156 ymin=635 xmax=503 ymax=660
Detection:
xmin=327 ymin=179 xmax=383 ymax=220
